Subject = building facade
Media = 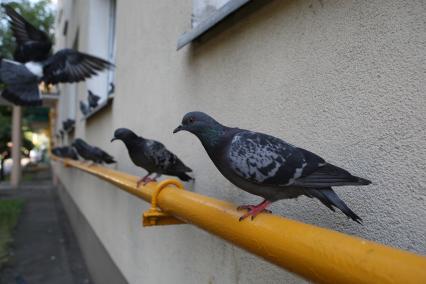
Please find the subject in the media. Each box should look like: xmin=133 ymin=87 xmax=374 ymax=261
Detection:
xmin=52 ymin=0 xmax=426 ymax=283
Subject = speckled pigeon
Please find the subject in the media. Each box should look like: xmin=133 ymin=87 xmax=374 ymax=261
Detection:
xmin=111 ymin=128 xmax=193 ymax=187
xmin=72 ymin=138 xmax=116 ymax=164
xmin=174 ymin=112 xmax=371 ymax=223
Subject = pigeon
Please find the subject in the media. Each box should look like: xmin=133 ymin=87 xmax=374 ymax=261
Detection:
xmin=52 ymin=146 xmax=78 ymax=160
xmin=0 ymin=4 xmax=113 ymax=106
xmin=108 ymin=82 xmax=115 ymax=95
xmin=174 ymin=112 xmax=371 ymax=223
xmin=80 ymin=101 xmax=90 ymax=116
xmin=62 ymin=119 xmax=75 ymax=132
xmin=72 ymin=138 xmax=116 ymax=164
xmin=87 ymin=90 xmax=101 ymax=109
xmin=58 ymin=129 xmax=65 ymax=143
xmin=111 ymin=128 xmax=193 ymax=187
xmin=2 ymin=5 xmax=52 ymax=64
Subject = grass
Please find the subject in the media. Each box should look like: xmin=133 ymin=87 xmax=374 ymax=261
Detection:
xmin=0 ymin=199 xmax=24 ymax=269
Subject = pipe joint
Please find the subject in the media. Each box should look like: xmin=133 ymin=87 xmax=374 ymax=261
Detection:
xmin=142 ymin=179 xmax=185 ymax=227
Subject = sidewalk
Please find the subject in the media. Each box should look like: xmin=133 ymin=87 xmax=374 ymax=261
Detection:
xmin=0 ymin=168 xmax=92 ymax=284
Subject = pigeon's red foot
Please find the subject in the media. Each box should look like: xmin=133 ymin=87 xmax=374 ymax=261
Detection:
xmin=136 ymin=177 xmax=156 ymax=187
xmin=238 ymin=200 xmax=272 ymax=221
xmin=237 ymin=205 xmax=272 ymax=214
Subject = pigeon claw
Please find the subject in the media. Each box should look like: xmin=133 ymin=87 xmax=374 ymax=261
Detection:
xmin=237 ymin=200 xmax=272 ymax=221
xmin=136 ymin=177 xmax=156 ymax=188
xmin=237 ymin=205 xmax=272 ymax=214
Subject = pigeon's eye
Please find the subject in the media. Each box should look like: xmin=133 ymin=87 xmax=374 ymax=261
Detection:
xmin=188 ymin=117 xmax=195 ymax=124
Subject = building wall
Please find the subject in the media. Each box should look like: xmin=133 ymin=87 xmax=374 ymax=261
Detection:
xmin=53 ymin=0 xmax=426 ymax=283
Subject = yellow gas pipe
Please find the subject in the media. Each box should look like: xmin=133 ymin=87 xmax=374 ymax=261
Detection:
xmin=53 ymin=157 xmax=426 ymax=284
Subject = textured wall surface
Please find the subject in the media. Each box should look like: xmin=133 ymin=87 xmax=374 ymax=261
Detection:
xmin=54 ymin=0 xmax=426 ymax=283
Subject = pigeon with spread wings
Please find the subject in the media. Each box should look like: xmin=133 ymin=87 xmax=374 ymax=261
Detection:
xmin=0 ymin=4 xmax=113 ymax=106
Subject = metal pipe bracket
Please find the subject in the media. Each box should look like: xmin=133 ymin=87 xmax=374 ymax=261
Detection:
xmin=142 ymin=179 xmax=186 ymax=227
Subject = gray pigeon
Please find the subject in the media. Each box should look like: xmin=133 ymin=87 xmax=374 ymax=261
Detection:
xmin=111 ymin=128 xmax=193 ymax=187
xmin=72 ymin=138 xmax=116 ymax=164
xmin=88 ymin=90 xmax=101 ymax=109
xmin=80 ymin=101 xmax=90 ymax=116
xmin=174 ymin=112 xmax=371 ymax=223
xmin=52 ymin=146 xmax=78 ymax=160
xmin=62 ymin=119 xmax=75 ymax=132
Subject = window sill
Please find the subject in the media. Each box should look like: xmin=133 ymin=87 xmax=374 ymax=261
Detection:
xmin=177 ymin=0 xmax=250 ymax=50
xmin=82 ymin=95 xmax=114 ymax=121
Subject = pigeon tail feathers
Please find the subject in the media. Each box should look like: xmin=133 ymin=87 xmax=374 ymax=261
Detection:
xmin=316 ymin=188 xmax=362 ymax=224
xmin=177 ymin=172 xmax=193 ymax=182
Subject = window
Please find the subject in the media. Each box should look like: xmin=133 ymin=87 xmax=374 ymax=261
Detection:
xmin=177 ymin=0 xmax=250 ymax=50
xmin=83 ymin=0 xmax=116 ymax=118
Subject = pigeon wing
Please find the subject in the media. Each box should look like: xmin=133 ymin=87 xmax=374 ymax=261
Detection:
xmin=43 ymin=49 xmax=113 ymax=84
xmin=0 ymin=59 xmax=41 ymax=105
xmin=227 ymin=131 xmax=308 ymax=186
xmin=145 ymin=140 xmax=192 ymax=173
xmin=293 ymin=156 xmax=371 ymax=188
xmin=2 ymin=4 xmax=51 ymax=62
xmin=93 ymin=146 xmax=116 ymax=164
xmin=228 ymin=131 xmax=371 ymax=188
xmin=2 ymin=4 xmax=51 ymax=44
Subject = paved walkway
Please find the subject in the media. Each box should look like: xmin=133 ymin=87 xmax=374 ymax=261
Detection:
xmin=0 ymin=169 xmax=92 ymax=284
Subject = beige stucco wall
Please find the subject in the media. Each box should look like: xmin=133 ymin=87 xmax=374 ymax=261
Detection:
xmin=54 ymin=0 xmax=426 ymax=283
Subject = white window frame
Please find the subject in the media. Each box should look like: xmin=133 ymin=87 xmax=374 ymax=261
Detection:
xmin=177 ymin=0 xmax=250 ymax=50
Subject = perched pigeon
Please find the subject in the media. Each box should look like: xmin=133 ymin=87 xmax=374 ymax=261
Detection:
xmin=108 ymin=82 xmax=115 ymax=95
xmin=111 ymin=128 xmax=193 ymax=186
xmin=62 ymin=119 xmax=75 ymax=132
xmin=80 ymin=101 xmax=90 ymax=116
xmin=58 ymin=129 xmax=65 ymax=142
xmin=0 ymin=4 xmax=113 ymax=106
xmin=174 ymin=112 xmax=371 ymax=223
xmin=52 ymin=146 xmax=78 ymax=160
xmin=88 ymin=90 xmax=101 ymax=109
xmin=72 ymin=138 xmax=116 ymax=164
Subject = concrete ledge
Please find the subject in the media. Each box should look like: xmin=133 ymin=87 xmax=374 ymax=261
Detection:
xmin=56 ymin=180 xmax=128 ymax=284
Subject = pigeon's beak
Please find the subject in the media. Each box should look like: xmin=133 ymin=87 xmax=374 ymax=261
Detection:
xmin=110 ymin=137 xmax=117 ymax=142
xmin=173 ymin=125 xmax=183 ymax=134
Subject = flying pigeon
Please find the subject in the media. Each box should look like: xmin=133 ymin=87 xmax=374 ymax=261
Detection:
xmin=52 ymin=146 xmax=78 ymax=160
xmin=111 ymin=128 xmax=193 ymax=187
xmin=0 ymin=4 xmax=113 ymax=106
xmin=72 ymin=138 xmax=116 ymax=164
xmin=174 ymin=112 xmax=371 ymax=223
xmin=80 ymin=101 xmax=90 ymax=116
xmin=87 ymin=90 xmax=101 ymax=109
